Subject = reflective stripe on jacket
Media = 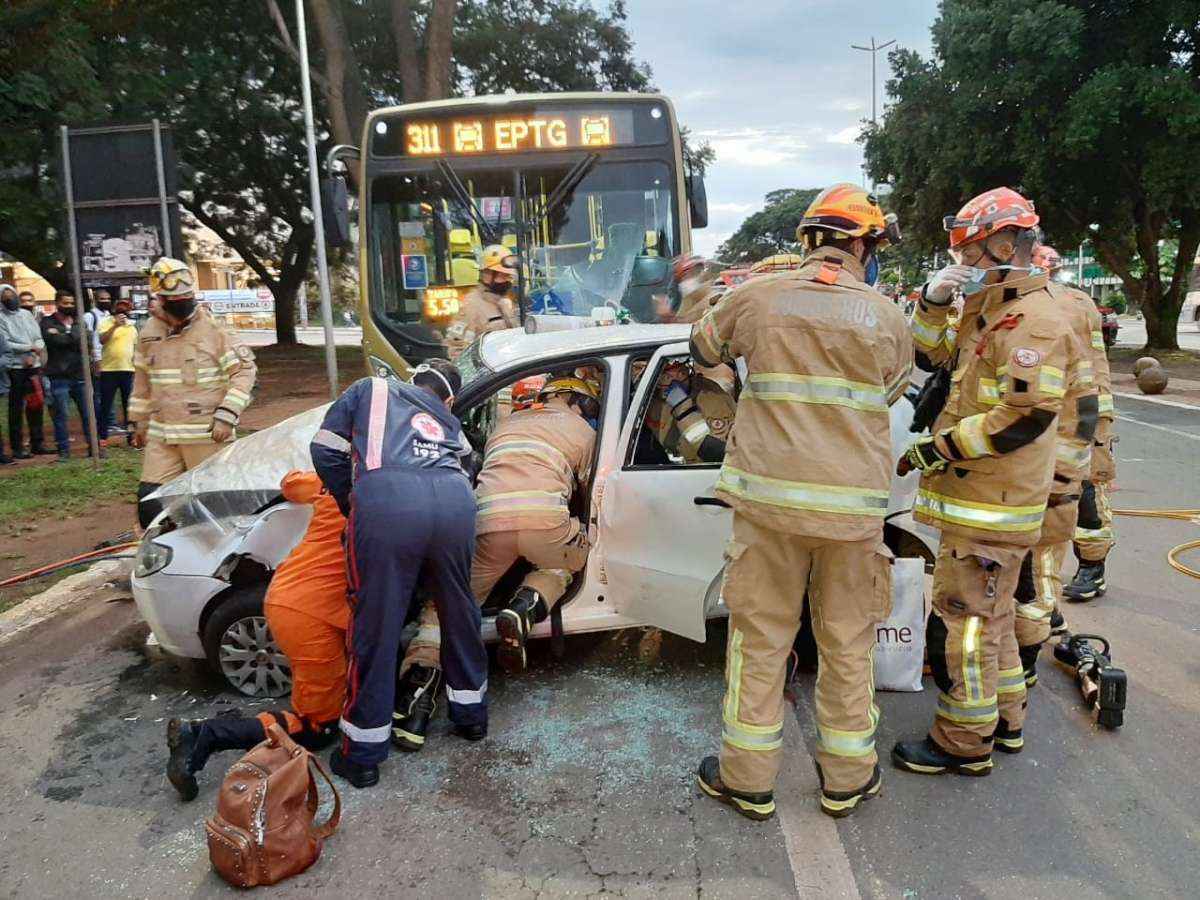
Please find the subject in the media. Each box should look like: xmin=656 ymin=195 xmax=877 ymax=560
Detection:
xmin=914 ymin=271 xmax=1069 ymax=546
xmin=690 ymin=246 xmax=913 ymax=541
xmin=128 ymin=306 xmax=256 ymax=443
xmin=474 ymin=405 xmax=595 ymax=534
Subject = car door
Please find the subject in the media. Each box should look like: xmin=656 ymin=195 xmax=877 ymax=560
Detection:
xmin=599 ymin=342 xmax=732 ymax=642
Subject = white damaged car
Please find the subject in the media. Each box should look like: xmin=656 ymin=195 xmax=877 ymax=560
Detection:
xmin=132 ymin=324 xmax=935 ymax=696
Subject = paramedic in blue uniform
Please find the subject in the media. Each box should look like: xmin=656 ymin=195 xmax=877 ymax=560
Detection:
xmin=311 ymin=359 xmax=488 ymax=789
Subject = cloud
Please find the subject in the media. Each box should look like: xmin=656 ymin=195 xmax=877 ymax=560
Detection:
xmin=823 ymin=98 xmax=868 ymax=112
xmin=678 ymin=88 xmax=718 ymax=103
xmin=696 ymin=127 xmax=808 ymax=168
xmin=707 ymin=201 xmax=758 ymax=215
xmin=826 ymin=126 xmax=862 ymax=145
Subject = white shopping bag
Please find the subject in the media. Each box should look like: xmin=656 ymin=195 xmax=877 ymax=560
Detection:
xmin=873 ymin=557 xmax=928 ymax=692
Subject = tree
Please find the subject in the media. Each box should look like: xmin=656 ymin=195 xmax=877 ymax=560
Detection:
xmin=864 ymin=0 xmax=1200 ymax=350
xmin=717 ymin=189 xmax=820 ymax=263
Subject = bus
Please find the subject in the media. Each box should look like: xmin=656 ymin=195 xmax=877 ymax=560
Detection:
xmin=324 ymin=92 xmax=709 ymax=377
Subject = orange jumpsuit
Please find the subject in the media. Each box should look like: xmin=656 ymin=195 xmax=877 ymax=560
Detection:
xmin=260 ymin=471 xmax=350 ymax=731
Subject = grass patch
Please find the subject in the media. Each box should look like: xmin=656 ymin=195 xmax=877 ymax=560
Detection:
xmin=0 ymin=447 xmax=141 ymax=521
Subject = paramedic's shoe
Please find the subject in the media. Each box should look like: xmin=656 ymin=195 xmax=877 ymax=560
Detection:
xmin=696 ymin=756 xmax=776 ymax=821
xmin=330 ymin=748 xmax=379 ymax=789
xmin=496 ymin=587 xmax=548 ymax=674
xmin=392 ymin=665 xmax=441 ymax=752
xmin=453 ymin=722 xmax=487 ymax=741
xmin=1064 ymin=562 xmax=1106 ymax=602
xmin=992 ymin=721 xmax=1024 ymax=754
xmin=818 ymin=764 xmax=882 ymax=818
xmin=1049 ymin=608 xmax=1069 ymax=636
xmin=166 ymin=719 xmax=199 ymax=801
xmin=892 ymin=737 xmax=993 ymax=777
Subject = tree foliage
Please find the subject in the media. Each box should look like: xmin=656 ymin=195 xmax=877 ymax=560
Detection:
xmin=864 ymin=0 xmax=1200 ymax=350
xmin=716 ymin=189 xmax=820 ymax=263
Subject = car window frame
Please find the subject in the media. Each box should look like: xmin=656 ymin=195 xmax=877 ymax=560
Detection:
xmin=622 ymin=349 xmax=725 ymax=472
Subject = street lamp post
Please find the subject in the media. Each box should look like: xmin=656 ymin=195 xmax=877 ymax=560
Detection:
xmin=851 ymin=36 xmax=895 ymax=187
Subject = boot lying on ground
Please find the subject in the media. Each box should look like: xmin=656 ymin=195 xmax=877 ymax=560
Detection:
xmin=892 ymin=737 xmax=993 ymax=776
xmin=696 ymin=756 xmax=776 ymax=821
xmin=392 ymin=664 xmax=442 ymax=752
xmin=1064 ymin=562 xmax=1106 ymax=602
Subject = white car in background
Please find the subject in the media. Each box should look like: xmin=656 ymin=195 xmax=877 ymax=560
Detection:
xmin=131 ymin=324 xmax=935 ymax=696
xmin=1182 ymin=291 xmax=1200 ymax=326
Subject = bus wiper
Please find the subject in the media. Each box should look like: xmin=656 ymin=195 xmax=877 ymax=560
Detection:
xmin=527 ymin=153 xmax=599 ymax=227
xmin=434 ymin=158 xmax=499 ymax=244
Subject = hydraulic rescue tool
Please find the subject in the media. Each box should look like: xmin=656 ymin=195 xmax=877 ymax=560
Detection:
xmin=1052 ymin=633 xmax=1127 ymax=729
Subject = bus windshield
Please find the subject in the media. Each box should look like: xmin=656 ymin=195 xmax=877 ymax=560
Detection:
xmin=369 ymin=157 xmax=677 ymax=342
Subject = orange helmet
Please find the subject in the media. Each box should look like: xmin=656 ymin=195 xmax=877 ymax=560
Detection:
xmin=797 ymin=183 xmax=900 ymax=247
xmin=944 ymin=188 xmax=1039 ymax=249
xmin=673 ymin=254 xmax=706 ymax=282
xmin=511 ymin=374 xmax=547 ymax=410
xmin=1032 ymin=244 xmax=1062 ymax=272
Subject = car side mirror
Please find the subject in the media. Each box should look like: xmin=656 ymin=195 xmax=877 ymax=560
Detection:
xmin=630 ymin=256 xmax=670 ymax=288
xmin=321 ymin=175 xmax=351 ymax=248
xmin=687 ymin=174 xmax=708 ymax=229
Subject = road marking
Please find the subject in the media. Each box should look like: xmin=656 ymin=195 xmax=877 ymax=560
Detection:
xmin=1113 ymin=391 xmax=1200 ymax=412
xmin=1115 ymin=413 xmax=1200 ymax=443
xmin=776 ymin=704 xmax=862 ymax=899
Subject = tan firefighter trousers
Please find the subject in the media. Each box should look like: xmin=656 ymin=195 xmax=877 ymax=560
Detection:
xmin=718 ymin=514 xmax=893 ymax=796
xmin=927 ymin=537 xmax=1025 ymax=758
xmin=404 ymin=518 xmax=589 ymax=672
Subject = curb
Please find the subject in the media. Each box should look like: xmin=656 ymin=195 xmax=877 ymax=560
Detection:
xmin=0 ymin=559 xmax=131 ymax=647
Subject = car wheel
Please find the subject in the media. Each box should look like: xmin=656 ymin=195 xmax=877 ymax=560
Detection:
xmin=201 ymin=587 xmax=292 ymax=698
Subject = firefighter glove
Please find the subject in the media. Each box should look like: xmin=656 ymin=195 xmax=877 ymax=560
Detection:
xmin=897 ymin=434 xmax=949 ymax=476
xmin=924 ymin=264 xmax=978 ymax=306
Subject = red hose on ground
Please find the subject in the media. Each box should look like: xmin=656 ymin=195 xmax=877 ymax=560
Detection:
xmin=0 ymin=542 xmax=140 ymax=589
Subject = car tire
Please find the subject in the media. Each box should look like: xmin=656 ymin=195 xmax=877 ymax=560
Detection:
xmin=201 ymin=586 xmax=293 ymax=699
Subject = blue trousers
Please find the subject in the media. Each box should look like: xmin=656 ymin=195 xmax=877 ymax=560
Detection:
xmin=49 ymin=377 xmax=96 ymax=452
xmin=341 ymin=469 xmax=488 ymax=765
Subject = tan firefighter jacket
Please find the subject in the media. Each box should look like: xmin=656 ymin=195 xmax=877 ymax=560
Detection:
xmin=690 ymin=246 xmax=913 ymax=541
xmin=910 ymin=270 xmax=1071 ymax=546
xmin=128 ymin=306 xmax=256 ymax=444
xmin=677 ymin=281 xmax=723 ymax=324
xmin=474 ymin=404 xmax=596 ymax=534
xmin=646 ymin=370 xmax=737 ymax=464
xmin=463 ymin=285 xmax=518 ymax=339
xmin=1043 ymin=283 xmax=1101 ymax=489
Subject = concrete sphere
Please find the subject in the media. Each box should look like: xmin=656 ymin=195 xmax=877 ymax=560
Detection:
xmin=1133 ymin=356 xmax=1159 ymax=376
xmin=1137 ymin=364 xmax=1168 ymax=395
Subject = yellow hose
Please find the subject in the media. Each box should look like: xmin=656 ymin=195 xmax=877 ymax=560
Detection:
xmin=1112 ymin=508 xmax=1200 ymax=580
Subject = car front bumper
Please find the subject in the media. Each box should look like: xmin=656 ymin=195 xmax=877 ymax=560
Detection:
xmin=131 ymin=571 xmax=227 ymax=659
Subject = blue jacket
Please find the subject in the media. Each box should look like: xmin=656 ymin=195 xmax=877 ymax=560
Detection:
xmin=311 ymin=376 xmax=470 ymax=514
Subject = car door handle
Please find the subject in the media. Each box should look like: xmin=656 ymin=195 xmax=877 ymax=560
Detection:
xmin=693 ymin=496 xmax=731 ymax=509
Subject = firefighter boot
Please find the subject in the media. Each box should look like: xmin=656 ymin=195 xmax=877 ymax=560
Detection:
xmin=817 ymin=763 xmax=882 ymax=819
xmin=1049 ymin=608 xmax=1069 ymax=637
xmin=1019 ymin=642 xmax=1042 ymax=690
xmin=892 ymin=737 xmax=993 ymax=777
xmin=993 ymin=720 xmax=1024 ymax=755
xmin=330 ymin=747 xmax=379 ymax=789
xmin=1064 ymin=562 xmax=1106 ymax=602
xmin=166 ymin=714 xmax=265 ymax=801
xmin=696 ymin=756 xmax=776 ymax=822
xmin=496 ymin=587 xmax=548 ymax=674
xmin=392 ymin=665 xmax=442 ymax=752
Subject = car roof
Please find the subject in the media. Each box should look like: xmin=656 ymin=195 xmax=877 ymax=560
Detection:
xmin=479 ymin=323 xmax=691 ymax=374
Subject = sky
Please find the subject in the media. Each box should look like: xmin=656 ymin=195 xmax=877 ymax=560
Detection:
xmin=623 ymin=0 xmax=941 ymax=257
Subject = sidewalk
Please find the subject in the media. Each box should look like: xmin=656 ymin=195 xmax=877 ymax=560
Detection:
xmin=1109 ymin=372 xmax=1200 ymax=408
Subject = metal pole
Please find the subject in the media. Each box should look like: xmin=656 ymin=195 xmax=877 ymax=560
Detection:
xmin=1078 ymin=241 xmax=1085 ymax=285
xmin=60 ymin=126 xmax=103 ymax=468
xmin=851 ymin=38 xmax=895 ymax=189
xmin=152 ymin=119 xmax=173 ymax=256
xmin=295 ymin=0 xmax=339 ymax=400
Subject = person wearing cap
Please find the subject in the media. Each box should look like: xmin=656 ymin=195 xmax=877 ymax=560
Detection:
xmin=129 ymin=258 xmax=257 ymax=526
xmin=894 ymin=188 xmax=1072 ymax=778
xmin=690 ymin=183 xmax=910 ymax=821
xmin=393 ymin=374 xmax=599 ymax=751
xmin=310 ymin=359 xmax=489 ymax=789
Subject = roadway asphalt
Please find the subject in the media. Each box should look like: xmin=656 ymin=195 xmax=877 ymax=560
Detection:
xmin=0 ymin=399 xmax=1196 ymax=898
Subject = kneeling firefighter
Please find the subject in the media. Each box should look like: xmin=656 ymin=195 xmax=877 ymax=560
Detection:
xmin=312 ymin=360 xmax=489 ymax=788
xmin=895 ymin=188 xmax=1070 ymax=777
xmin=395 ymin=376 xmax=598 ymax=750
xmin=166 ymin=471 xmax=349 ymax=800
xmin=691 ymin=183 xmax=911 ymax=821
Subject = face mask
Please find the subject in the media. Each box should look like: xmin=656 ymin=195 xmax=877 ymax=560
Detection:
xmin=864 ymin=255 xmax=880 ymax=286
xmin=57 ymin=305 xmax=76 ymax=316
xmin=97 ymin=299 xmax=112 ymax=309
xmin=163 ymin=298 xmax=197 ymax=320
xmin=1 ymin=295 xmax=18 ymax=311
xmin=960 ymin=265 xmax=1037 ymax=296
xmin=489 ymin=280 xmax=511 ymax=296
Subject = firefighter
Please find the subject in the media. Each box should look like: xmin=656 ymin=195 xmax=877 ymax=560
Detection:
xmin=394 ymin=375 xmax=598 ymax=749
xmin=645 ymin=358 xmax=737 ymax=464
xmin=996 ymin=244 xmax=1099 ymax=748
xmin=894 ymin=188 xmax=1070 ymax=776
xmin=691 ymin=183 xmax=911 ymax=820
xmin=130 ymin=258 xmax=256 ymax=527
xmin=462 ymin=244 xmax=520 ymax=341
xmin=166 ymin=471 xmax=349 ymax=800
xmin=311 ymin=360 xmax=488 ymax=788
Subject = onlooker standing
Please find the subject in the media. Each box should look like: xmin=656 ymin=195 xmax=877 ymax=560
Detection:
xmin=86 ymin=289 xmax=113 ymax=428
xmin=17 ymin=291 xmax=41 ymax=319
xmin=40 ymin=289 xmax=101 ymax=462
xmin=0 ymin=326 xmax=10 ymax=464
xmin=1 ymin=283 xmax=50 ymax=459
xmin=98 ymin=298 xmax=138 ymax=444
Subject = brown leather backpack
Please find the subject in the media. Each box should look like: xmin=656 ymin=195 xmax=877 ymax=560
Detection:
xmin=205 ymin=723 xmax=341 ymax=888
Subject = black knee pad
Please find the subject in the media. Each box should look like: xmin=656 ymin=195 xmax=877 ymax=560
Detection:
xmin=1019 ymin=642 xmax=1042 ymax=674
xmin=1014 ymin=550 xmax=1035 ymax=605
xmin=1077 ymin=481 xmax=1101 ymax=530
xmin=926 ymin=612 xmax=953 ymax=695
xmin=137 ymin=482 xmax=164 ymax=528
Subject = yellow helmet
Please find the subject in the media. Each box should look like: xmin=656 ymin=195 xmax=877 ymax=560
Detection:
xmin=540 ymin=376 xmax=599 ymax=402
xmin=796 ymin=183 xmax=900 ymax=248
xmin=481 ymin=244 xmax=517 ymax=277
xmin=147 ymin=257 xmax=195 ymax=297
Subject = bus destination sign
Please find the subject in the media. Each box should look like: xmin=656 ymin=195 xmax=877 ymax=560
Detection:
xmin=401 ymin=109 xmax=635 ymax=156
